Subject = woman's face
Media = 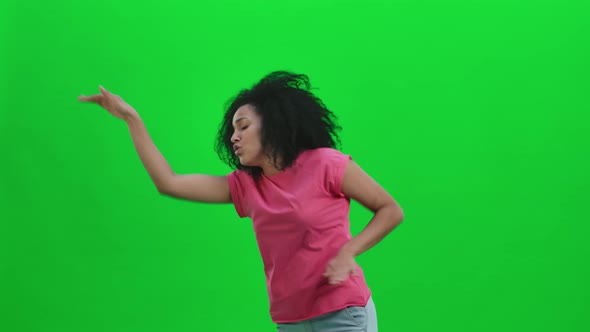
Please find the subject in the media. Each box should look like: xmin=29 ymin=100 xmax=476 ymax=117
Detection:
xmin=231 ymin=104 xmax=265 ymax=167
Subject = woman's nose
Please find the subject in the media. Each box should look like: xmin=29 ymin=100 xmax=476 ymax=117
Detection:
xmin=231 ymin=133 xmax=240 ymax=143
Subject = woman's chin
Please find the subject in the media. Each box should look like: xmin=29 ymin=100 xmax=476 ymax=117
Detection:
xmin=238 ymin=153 xmax=261 ymax=167
xmin=238 ymin=156 xmax=251 ymax=166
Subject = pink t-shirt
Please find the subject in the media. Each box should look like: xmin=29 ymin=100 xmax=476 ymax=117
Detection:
xmin=227 ymin=147 xmax=372 ymax=323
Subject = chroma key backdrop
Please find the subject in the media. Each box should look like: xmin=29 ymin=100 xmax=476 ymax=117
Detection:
xmin=1 ymin=0 xmax=588 ymax=332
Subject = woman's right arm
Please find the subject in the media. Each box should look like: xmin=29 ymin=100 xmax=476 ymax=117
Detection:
xmin=126 ymin=113 xmax=231 ymax=203
xmin=79 ymin=86 xmax=231 ymax=204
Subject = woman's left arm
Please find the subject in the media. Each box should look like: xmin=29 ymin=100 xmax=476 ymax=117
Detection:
xmin=323 ymin=159 xmax=404 ymax=284
xmin=339 ymin=159 xmax=405 ymax=256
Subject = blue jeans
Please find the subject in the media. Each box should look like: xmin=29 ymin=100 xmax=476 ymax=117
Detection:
xmin=277 ymin=297 xmax=378 ymax=332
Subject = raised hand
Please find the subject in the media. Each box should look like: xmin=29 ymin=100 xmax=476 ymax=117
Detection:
xmin=78 ymin=86 xmax=137 ymax=121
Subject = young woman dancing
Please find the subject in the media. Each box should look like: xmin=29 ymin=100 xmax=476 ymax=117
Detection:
xmin=78 ymin=71 xmax=404 ymax=332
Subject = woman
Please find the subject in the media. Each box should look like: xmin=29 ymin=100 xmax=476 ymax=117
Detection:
xmin=78 ymin=71 xmax=404 ymax=332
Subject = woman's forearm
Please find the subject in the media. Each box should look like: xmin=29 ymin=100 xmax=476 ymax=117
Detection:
xmin=125 ymin=112 xmax=175 ymax=192
xmin=341 ymin=203 xmax=404 ymax=257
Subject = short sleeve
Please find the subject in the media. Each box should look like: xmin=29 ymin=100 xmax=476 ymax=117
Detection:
xmin=227 ymin=171 xmax=248 ymax=218
xmin=320 ymin=148 xmax=352 ymax=197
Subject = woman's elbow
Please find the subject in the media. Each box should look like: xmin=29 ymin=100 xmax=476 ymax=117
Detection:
xmin=388 ymin=201 xmax=404 ymax=225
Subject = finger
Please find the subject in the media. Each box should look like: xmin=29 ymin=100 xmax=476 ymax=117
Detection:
xmin=99 ymin=85 xmax=112 ymax=96
xmin=330 ymin=278 xmax=344 ymax=285
xmin=78 ymin=94 xmax=102 ymax=102
xmin=324 ymin=269 xmax=337 ymax=277
xmin=330 ymin=272 xmax=347 ymax=283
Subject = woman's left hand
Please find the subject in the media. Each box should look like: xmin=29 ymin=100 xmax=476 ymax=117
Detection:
xmin=323 ymin=250 xmax=359 ymax=285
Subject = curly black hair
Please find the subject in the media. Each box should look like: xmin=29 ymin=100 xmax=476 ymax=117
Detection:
xmin=215 ymin=71 xmax=342 ymax=179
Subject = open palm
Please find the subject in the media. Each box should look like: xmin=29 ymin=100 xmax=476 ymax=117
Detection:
xmin=78 ymin=86 xmax=136 ymax=120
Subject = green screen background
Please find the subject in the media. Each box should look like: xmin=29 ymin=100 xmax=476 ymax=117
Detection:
xmin=1 ymin=0 xmax=588 ymax=331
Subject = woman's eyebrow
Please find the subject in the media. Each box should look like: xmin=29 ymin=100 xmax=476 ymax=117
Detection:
xmin=232 ymin=117 xmax=248 ymax=127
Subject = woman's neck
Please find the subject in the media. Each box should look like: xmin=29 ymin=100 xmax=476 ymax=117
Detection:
xmin=261 ymin=156 xmax=283 ymax=177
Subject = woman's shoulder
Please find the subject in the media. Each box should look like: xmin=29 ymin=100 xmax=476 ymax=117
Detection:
xmin=228 ymin=168 xmax=255 ymax=184
xmin=298 ymin=147 xmax=348 ymax=165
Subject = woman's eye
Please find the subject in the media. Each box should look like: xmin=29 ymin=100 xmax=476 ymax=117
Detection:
xmin=241 ymin=126 xmax=248 ymax=130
